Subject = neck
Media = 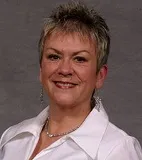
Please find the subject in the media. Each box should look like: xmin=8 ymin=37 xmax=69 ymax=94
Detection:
xmin=46 ymin=101 xmax=91 ymax=134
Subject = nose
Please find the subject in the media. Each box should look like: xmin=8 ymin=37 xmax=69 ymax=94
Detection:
xmin=57 ymin=59 xmax=73 ymax=77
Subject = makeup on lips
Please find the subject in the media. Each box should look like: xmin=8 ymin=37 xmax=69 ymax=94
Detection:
xmin=53 ymin=81 xmax=77 ymax=89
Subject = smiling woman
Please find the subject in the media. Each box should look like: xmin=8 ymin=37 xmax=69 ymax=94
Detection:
xmin=0 ymin=1 xmax=142 ymax=160
xmin=40 ymin=33 xmax=103 ymax=109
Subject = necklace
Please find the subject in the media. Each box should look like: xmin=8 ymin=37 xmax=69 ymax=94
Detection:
xmin=45 ymin=117 xmax=81 ymax=138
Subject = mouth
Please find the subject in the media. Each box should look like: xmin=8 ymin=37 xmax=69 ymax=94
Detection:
xmin=53 ymin=81 xmax=77 ymax=89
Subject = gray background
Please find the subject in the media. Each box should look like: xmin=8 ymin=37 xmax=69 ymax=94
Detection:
xmin=0 ymin=0 xmax=142 ymax=145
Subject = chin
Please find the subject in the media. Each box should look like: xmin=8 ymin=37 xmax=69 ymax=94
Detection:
xmin=51 ymin=95 xmax=77 ymax=108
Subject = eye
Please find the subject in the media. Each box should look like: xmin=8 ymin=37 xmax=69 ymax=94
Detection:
xmin=74 ymin=56 xmax=87 ymax=63
xmin=47 ymin=54 xmax=60 ymax=61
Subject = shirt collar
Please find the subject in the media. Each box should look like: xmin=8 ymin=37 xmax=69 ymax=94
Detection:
xmin=0 ymin=107 xmax=49 ymax=148
xmin=16 ymin=107 xmax=49 ymax=136
xmin=69 ymin=102 xmax=109 ymax=159
xmin=1 ymin=102 xmax=109 ymax=160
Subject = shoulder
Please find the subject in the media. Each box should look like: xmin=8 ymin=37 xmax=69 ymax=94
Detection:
xmin=0 ymin=107 xmax=49 ymax=149
xmin=98 ymin=121 xmax=142 ymax=160
xmin=0 ymin=117 xmax=35 ymax=149
xmin=105 ymin=135 xmax=142 ymax=160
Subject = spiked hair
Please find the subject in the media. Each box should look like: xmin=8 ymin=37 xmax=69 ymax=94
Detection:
xmin=38 ymin=1 xmax=110 ymax=72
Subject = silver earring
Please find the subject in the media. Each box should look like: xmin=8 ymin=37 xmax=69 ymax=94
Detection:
xmin=94 ymin=89 xmax=101 ymax=112
xmin=40 ymin=86 xmax=44 ymax=108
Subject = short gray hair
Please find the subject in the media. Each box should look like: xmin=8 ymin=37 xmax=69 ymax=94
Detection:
xmin=38 ymin=1 xmax=110 ymax=72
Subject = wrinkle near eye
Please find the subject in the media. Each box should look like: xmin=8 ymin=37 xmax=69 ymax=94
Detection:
xmin=74 ymin=56 xmax=88 ymax=63
xmin=46 ymin=53 xmax=61 ymax=61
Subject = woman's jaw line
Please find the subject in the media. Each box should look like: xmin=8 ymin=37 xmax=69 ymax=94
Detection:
xmin=48 ymin=97 xmax=92 ymax=115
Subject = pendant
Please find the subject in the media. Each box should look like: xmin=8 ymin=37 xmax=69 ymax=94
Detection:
xmin=47 ymin=131 xmax=53 ymax=138
xmin=49 ymin=134 xmax=53 ymax=138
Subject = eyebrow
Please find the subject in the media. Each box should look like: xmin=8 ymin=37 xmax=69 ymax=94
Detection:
xmin=44 ymin=47 xmax=91 ymax=56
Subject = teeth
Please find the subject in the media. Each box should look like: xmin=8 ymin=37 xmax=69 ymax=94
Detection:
xmin=55 ymin=82 xmax=76 ymax=88
xmin=56 ymin=82 xmax=74 ymax=87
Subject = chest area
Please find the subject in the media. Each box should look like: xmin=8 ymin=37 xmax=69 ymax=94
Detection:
xmin=1 ymin=137 xmax=93 ymax=160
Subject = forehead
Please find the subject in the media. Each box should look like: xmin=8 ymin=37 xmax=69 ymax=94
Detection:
xmin=44 ymin=31 xmax=96 ymax=52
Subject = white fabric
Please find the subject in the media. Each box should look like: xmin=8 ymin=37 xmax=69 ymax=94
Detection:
xmin=0 ymin=103 xmax=142 ymax=160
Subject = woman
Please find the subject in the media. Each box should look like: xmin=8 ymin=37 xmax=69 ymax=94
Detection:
xmin=0 ymin=1 xmax=142 ymax=160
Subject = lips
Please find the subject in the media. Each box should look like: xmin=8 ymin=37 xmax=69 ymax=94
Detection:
xmin=54 ymin=81 xmax=77 ymax=89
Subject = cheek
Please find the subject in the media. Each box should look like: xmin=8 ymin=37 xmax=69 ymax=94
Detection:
xmin=40 ymin=63 xmax=56 ymax=82
xmin=76 ymin=66 xmax=96 ymax=83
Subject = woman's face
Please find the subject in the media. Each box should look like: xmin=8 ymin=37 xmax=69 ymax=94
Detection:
xmin=40 ymin=33 xmax=107 ymax=107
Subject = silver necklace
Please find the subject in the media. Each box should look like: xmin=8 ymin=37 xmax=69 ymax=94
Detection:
xmin=45 ymin=117 xmax=80 ymax=138
xmin=44 ymin=97 xmax=101 ymax=138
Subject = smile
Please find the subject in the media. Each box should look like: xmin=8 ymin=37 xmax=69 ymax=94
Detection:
xmin=54 ymin=81 xmax=77 ymax=89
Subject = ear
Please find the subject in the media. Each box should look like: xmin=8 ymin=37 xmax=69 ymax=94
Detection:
xmin=95 ymin=65 xmax=108 ymax=89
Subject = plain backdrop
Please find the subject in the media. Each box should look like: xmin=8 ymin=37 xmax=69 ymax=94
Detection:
xmin=0 ymin=0 xmax=142 ymax=145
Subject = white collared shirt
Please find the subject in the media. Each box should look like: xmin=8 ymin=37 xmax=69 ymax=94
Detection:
xmin=0 ymin=103 xmax=142 ymax=160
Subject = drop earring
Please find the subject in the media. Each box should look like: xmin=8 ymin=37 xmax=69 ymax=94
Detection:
xmin=40 ymin=86 xmax=44 ymax=108
xmin=94 ymin=89 xmax=101 ymax=111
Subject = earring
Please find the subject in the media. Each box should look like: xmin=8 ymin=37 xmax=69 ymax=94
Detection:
xmin=94 ymin=89 xmax=101 ymax=111
xmin=40 ymin=86 xmax=44 ymax=108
